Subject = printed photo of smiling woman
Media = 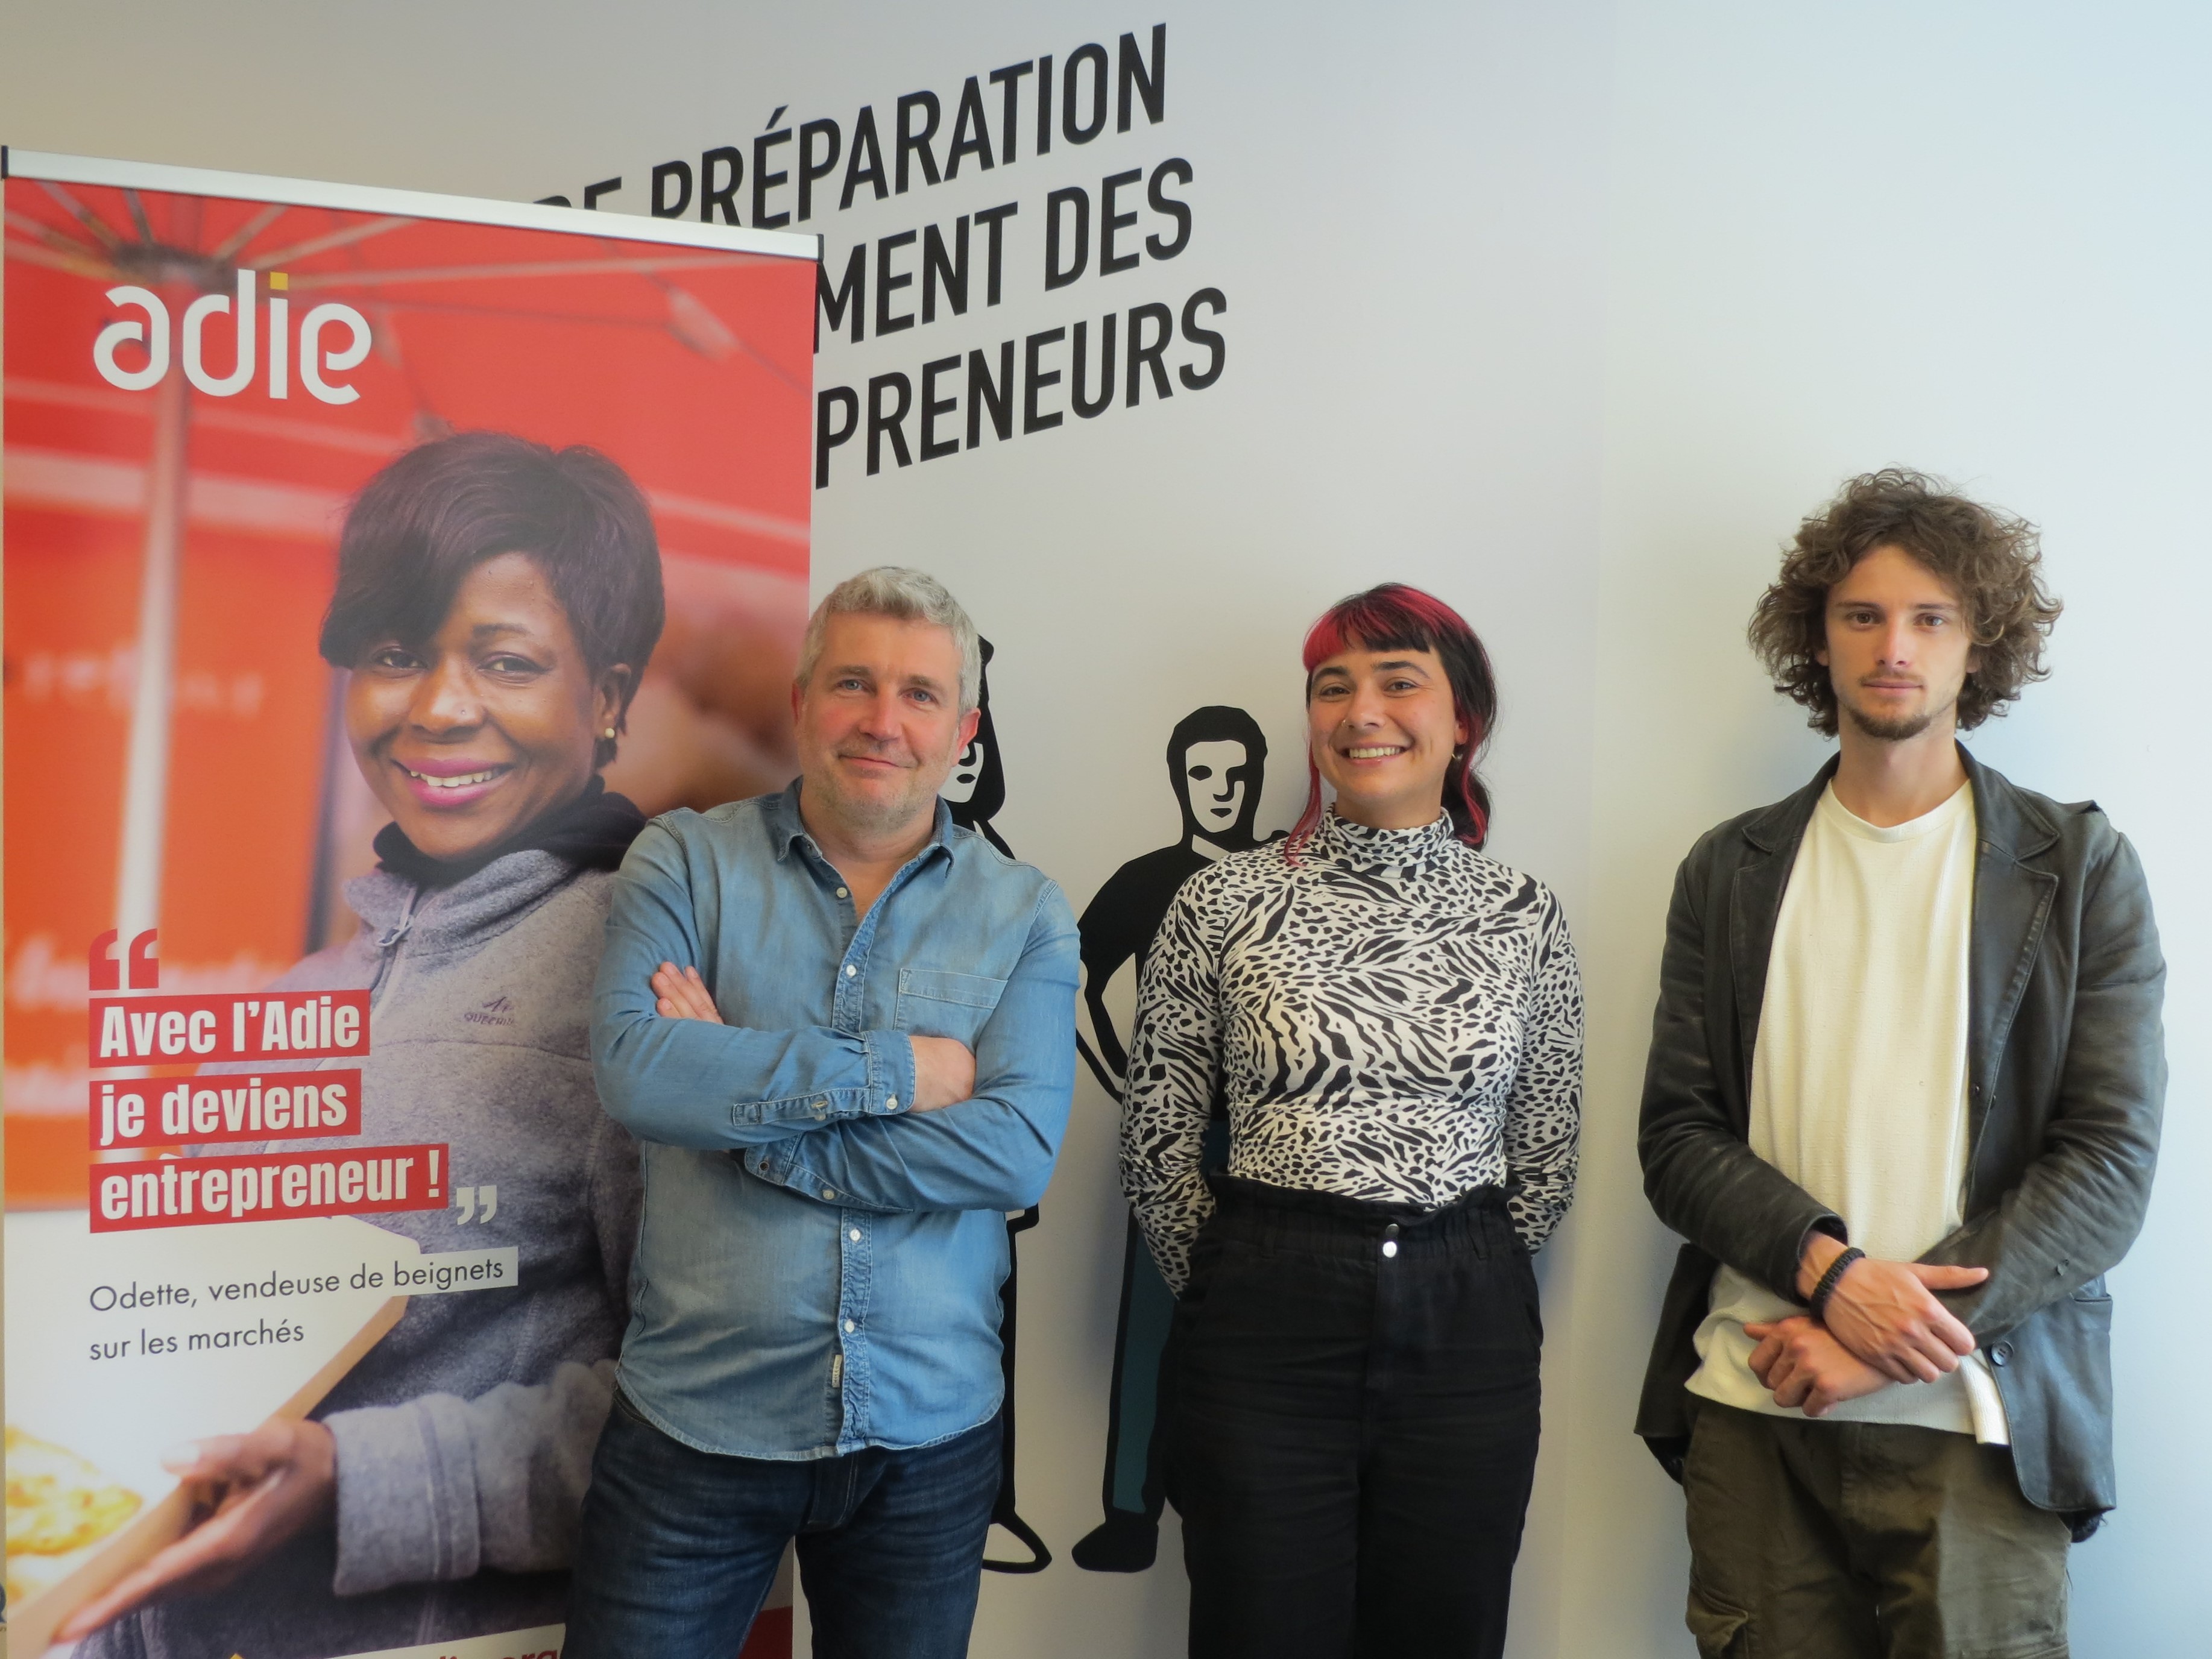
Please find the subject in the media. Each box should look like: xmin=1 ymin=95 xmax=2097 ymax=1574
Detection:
xmin=66 ymin=430 xmax=666 ymax=1659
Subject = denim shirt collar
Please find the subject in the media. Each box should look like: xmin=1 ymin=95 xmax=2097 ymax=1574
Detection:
xmin=764 ymin=778 xmax=959 ymax=872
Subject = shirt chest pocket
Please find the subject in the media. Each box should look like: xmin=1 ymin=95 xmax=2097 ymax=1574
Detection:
xmin=895 ymin=967 xmax=1009 ymax=1044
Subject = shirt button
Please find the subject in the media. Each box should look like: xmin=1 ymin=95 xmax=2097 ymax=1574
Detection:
xmin=836 ymin=887 xmax=849 ymax=899
xmin=886 ymin=1095 xmax=899 ymax=1111
xmin=844 ymin=965 xmax=857 ymax=978
xmin=849 ymin=1228 xmax=862 ymax=1242
xmin=821 ymin=1188 xmax=836 ymax=1200
xmin=843 ymin=1319 xmax=856 ymax=1333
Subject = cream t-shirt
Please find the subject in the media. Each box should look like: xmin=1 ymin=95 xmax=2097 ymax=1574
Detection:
xmin=1687 ymin=781 xmax=2009 ymax=1442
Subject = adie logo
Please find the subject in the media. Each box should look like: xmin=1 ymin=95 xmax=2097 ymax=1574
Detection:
xmin=93 ymin=271 xmax=371 ymax=405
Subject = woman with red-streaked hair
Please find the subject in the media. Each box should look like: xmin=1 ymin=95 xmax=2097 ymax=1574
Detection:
xmin=1121 ymin=583 xmax=1583 ymax=1659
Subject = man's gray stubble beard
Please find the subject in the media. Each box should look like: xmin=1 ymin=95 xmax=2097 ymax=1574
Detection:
xmin=815 ymin=747 xmax=954 ymax=837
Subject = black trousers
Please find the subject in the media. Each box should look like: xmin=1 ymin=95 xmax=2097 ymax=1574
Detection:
xmin=1168 ymin=1176 xmax=1543 ymax=1659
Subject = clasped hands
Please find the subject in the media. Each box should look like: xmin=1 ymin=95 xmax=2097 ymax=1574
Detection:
xmin=648 ymin=963 xmax=974 ymax=1110
xmin=1741 ymin=1235 xmax=1990 ymax=1418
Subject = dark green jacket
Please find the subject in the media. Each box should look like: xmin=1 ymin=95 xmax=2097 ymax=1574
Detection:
xmin=1635 ymin=749 xmax=2164 ymax=1536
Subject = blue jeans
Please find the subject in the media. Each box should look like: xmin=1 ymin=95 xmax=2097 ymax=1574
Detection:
xmin=566 ymin=1388 xmax=1001 ymax=1659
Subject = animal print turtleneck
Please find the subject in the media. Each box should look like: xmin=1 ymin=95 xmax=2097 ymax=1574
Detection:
xmin=1120 ymin=810 xmax=1583 ymax=1293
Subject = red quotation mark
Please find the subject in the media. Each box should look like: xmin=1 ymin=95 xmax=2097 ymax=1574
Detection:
xmin=90 ymin=928 xmax=160 ymax=991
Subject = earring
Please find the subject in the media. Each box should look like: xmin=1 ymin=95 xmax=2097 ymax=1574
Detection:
xmin=602 ymin=727 xmax=617 ymax=740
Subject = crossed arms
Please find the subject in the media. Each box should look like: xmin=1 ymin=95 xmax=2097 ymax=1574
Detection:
xmin=591 ymin=821 xmax=1080 ymax=1214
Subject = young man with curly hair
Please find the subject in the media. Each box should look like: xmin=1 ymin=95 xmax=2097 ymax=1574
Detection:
xmin=1636 ymin=471 xmax=2165 ymax=1658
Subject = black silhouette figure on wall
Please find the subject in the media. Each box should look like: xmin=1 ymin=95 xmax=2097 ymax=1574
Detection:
xmin=941 ymin=638 xmax=1010 ymax=856
xmin=940 ymin=638 xmax=1050 ymax=1575
xmin=1072 ymin=705 xmax=1278 ymax=1573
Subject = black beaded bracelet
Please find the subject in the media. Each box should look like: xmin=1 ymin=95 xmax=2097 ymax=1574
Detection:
xmin=1809 ymin=1246 xmax=1866 ymax=1323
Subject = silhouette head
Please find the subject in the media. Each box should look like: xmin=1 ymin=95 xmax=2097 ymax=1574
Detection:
xmin=1166 ymin=706 xmax=1268 ymax=849
xmin=942 ymin=637 xmax=1006 ymax=828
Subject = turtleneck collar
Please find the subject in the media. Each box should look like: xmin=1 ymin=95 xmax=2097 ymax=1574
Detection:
xmin=372 ymin=775 xmax=646 ymax=890
xmin=1309 ymin=808 xmax=1460 ymax=877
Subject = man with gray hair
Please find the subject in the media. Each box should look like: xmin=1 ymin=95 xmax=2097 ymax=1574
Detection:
xmin=570 ymin=567 xmax=1079 ymax=1658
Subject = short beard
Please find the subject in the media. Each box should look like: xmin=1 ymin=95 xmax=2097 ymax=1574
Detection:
xmin=815 ymin=766 xmax=937 ymax=836
xmin=1840 ymin=703 xmax=1929 ymax=743
xmin=1842 ymin=702 xmax=1938 ymax=743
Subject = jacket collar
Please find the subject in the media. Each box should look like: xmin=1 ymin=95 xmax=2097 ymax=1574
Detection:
xmin=1741 ymin=754 xmax=1839 ymax=855
xmin=1958 ymin=743 xmax=2059 ymax=866
xmin=1738 ymin=743 xmax=2058 ymax=864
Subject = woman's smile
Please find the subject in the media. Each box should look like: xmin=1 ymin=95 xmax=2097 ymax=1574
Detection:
xmin=391 ymin=755 xmax=516 ymax=808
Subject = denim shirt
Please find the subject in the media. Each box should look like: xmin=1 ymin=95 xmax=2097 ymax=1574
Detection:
xmin=590 ymin=783 xmax=1079 ymax=1459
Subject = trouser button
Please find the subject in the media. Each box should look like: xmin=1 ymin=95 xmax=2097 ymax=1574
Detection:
xmin=1382 ymin=1222 xmax=1400 ymax=1259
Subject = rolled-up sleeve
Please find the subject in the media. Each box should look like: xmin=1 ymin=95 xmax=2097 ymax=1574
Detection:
xmin=746 ymin=885 xmax=1080 ymax=1214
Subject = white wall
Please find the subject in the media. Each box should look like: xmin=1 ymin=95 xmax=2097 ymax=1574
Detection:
xmin=5 ymin=3 xmax=2207 ymax=1652
xmin=1558 ymin=7 xmax=2212 ymax=1652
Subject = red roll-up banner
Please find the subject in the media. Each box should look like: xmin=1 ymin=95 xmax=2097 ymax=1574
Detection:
xmin=4 ymin=149 xmax=816 ymax=1658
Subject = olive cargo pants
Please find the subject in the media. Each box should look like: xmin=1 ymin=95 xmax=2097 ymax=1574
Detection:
xmin=1681 ymin=1399 xmax=2071 ymax=1659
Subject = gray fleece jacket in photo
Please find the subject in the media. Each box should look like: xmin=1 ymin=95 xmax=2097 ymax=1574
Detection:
xmin=84 ymin=849 xmax=641 ymax=1659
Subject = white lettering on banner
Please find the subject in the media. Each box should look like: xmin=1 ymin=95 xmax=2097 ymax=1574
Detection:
xmin=109 ymin=1073 xmax=360 ymax=1148
xmin=91 ymin=276 xmax=371 ymax=405
xmin=92 ymin=990 xmax=367 ymax=1065
xmin=299 ymin=301 xmax=373 ymax=403
xmin=92 ymin=286 xmax=168 ymax=391
xmin=181 ymin=268 xmax=256 ymax=395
